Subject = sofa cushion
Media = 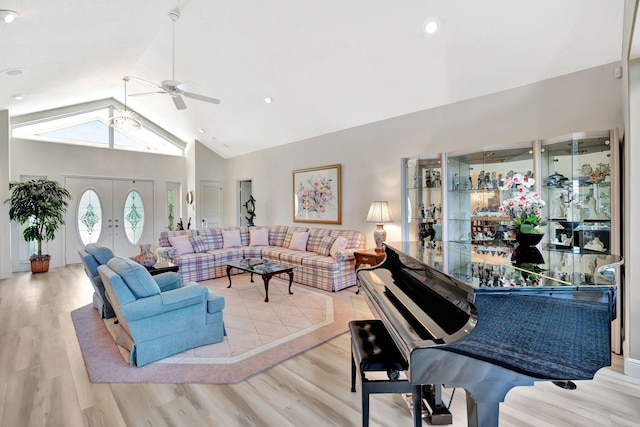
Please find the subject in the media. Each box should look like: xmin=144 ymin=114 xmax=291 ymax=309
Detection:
xmin=85 ymin=243 xmax=115 ymax=265
xmin=316 ymin=235 xmax=337 ymax=256
xmin=107 ymin=257 xmax=161 ymax=298
xmin=249 ymin=227 xmax=270 ymax=246
xmin=222 ymin=229 xmax=242 ymax=248
xmin=169 ymin=235 xmax=195 ymax=255
xmin=198 ymin=228 xmax=223 ymax=250
xmin=159 ymin=229 xmax=197 ymax=247
xmin=283 ymin=227 xmax=309 ymax=248
xmin=268 ymin=225 xmax=289 ymax=246
xmin=189 ymin=235 xmax=207 ymax=253
xmin=288 ymin=231 xmax=310 ymax=251
xmin=330 ymin=229 xmax=366 ymax=249
xmin=307 ymin=228 xmax=332 ymax=253
xmin=330 ymin=236 xmax=348 ymax=257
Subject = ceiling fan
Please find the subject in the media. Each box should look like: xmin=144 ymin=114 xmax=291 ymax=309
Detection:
xmin=127 ymin=9 xmax=220 ymax=110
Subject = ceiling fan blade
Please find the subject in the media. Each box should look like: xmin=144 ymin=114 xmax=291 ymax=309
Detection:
xmin=172 ymin=95 xmax=187 ymax=110
xmin=127 ymin=76 xmax=162 ymax=88
xmin=183 ymin=91 xmax=221 ymax=104
xmin=129 ymin=91 xmax=167 ymax=97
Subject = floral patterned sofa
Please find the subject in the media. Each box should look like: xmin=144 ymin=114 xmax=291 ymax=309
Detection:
xmin=156 ymin=225 xmax=366 ymax=292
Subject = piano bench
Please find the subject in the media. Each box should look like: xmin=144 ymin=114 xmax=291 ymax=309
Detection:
xmin=349 ymin=320 xmax=422 ymax=427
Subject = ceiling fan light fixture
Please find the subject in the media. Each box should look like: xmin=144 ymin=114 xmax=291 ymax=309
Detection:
xmin=110 ymin=110 xmax=142 ymax=134
xmin=263 ymin=96 xmax=273 ymax=104
xmin=110 ymin=77 xmax=142 ymax=134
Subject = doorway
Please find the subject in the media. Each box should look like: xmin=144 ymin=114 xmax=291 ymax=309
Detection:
xmin=200 ymin=181 xmax=223 ymax=228
xmin=65 ymin=177 xmax=155 ymax=263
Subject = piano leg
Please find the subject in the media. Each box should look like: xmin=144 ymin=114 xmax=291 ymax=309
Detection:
xmin=465 ymin=390 xmax=500 ymax=427
xmin=412 ymin=385 xmax=422 ymax=427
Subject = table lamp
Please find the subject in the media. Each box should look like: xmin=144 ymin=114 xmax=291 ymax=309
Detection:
xmin=366 ymin=201 xmax=393 ymax=252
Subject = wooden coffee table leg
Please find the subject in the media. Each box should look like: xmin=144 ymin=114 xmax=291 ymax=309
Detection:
xmin=287 ymin=271 xmax=294 ymax=295
xmin=226 ymin=265 xmax=233 ymax=288
xmin=262 ymin=274 xmax=272 ymax=302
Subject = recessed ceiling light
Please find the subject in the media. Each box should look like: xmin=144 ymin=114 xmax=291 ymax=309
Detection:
xmin=263 ymin=96 xmax=272 ymax=104
xmin=197 ymin=128 xmax=205 ymax=134
xmin=11 ymin=94 xmax=24 ymax=100
xmin=0 ymin=10 xmax=18 ymax=24
xmin=424 ymin=18 xmax=440 ymax=35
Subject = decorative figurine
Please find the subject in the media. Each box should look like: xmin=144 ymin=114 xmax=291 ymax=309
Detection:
xmin=425 ymin=169 xmax=432 ymax=188
xmin=432 ymin=171 xmax=441 ymax=188
xmin=244 ymin=195 xmax=256 ymax=226
xmin=453 ymin=173 xmax=460 ymax=190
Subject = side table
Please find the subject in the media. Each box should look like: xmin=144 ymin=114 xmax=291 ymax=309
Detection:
xmin=354 ymin=248 xmax=386 ymax=271
xmin=146 ymin=261 xmax=179 ymax=276
xmin=354 ymin=249 xmax=386 ymax=294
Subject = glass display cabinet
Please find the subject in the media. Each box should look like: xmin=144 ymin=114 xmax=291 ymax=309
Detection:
xmin=401 ymin=155 xmax=443 ymax=243
xmin=444 ymin=145 xmax=534 ymax=244
xmin=541 ymin=131 xmax=619 ymax=255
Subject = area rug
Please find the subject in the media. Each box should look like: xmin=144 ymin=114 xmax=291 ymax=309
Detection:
xmin=72 ymin=275 xmax=362 ymax=384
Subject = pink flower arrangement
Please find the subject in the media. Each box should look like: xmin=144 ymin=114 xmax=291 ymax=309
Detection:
xmin=500 ymin=173 xmax=547 ymax=234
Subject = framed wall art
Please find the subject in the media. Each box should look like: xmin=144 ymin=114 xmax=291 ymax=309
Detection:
xmin=292 ymin=164 xmax=342 ymax=224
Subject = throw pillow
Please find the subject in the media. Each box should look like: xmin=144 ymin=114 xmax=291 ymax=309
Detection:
xmin=189 ymin=235 xmax=207 ymax=253
xmin=329 ymin=236 xmax=348 ymax=257
xmin=316 ymin=235 xmax=337 ymax=256
xmin=222 ymin=229 xmax=242 ymax=248
xmin=168 ymin=235 xmax=194 ymax=255
xmin=249 ymin=228 xmax=270 ymax=246
xmin=288 ymin=231 xmax=310 ymax=251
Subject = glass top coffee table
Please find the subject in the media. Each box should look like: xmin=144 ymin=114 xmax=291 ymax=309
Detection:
xmin=226 ymin=259 xmax=295 ymax=302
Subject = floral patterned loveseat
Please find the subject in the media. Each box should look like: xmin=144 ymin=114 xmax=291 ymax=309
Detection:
xmin=156 ymin=225 xmax=366 ymax=292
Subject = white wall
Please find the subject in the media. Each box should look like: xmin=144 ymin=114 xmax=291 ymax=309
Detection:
xmin=9 ymin=138 xmax=188 ymax=271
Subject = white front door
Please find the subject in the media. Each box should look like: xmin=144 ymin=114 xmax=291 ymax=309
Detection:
xmin=65 ymin=177 xmax=155 ymax=264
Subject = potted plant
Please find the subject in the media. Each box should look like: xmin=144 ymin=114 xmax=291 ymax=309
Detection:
xmin=5 ymin=178 xmax=72 ymax=273
xmin=499 ymin=173 xmax=547 ymax=246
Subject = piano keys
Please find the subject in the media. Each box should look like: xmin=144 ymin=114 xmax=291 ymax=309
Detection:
xmin=356 ymin=241 xmax=622 ymax=427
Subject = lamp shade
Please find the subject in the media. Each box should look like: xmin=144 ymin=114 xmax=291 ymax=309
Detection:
xmin=366 ymin=201 xmax=393 ymax=223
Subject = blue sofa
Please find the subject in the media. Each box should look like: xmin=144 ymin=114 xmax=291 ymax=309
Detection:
xmin=98 ymin=257 xmax=226 ymax=367
xmin=78 ymin=243 xmax=116 ymax=319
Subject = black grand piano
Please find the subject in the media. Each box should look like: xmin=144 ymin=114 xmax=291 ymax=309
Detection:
xmin=356 ymin=241 xmax=622 ymax=427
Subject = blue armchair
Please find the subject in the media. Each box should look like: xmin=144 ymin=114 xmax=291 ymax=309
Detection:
xmin=97 ymin=257 xmax=226 ymax=367
xmin=78 ymin=243 xmax=117 ymax=318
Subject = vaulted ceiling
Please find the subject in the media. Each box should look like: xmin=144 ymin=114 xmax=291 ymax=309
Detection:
xmin=0 ymin=1 xmax=625 ymax=158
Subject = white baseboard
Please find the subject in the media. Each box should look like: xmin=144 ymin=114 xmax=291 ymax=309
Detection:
xmin=624 ymin=357 xmax=640 ymax=379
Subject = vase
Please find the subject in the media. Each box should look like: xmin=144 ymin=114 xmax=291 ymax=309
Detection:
xmin=515 ymin=232 xmax=544 ymax=247
xmin=134 ymin=243 xmax=157 ymax=267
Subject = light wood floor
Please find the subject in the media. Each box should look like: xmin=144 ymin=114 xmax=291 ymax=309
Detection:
xmin=1 ymin=264 xmax=640 ymax=427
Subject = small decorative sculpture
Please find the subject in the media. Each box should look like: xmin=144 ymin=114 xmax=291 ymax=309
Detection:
xmin=432 ymin=171 xmax=441 ymax=188
xmin=453 ymin=173 xmax=460 ymax=190
xmin=585 ymin=237 xmax=606 ymax=252
xmin=244 ymin=195 xmax=256 ymax=226
xmin=425 ymin=170 xmax=432 ymax=188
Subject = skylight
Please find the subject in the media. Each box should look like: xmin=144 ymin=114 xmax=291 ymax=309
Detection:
xmin=11 ymin=103 xmax=184 ymax=156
